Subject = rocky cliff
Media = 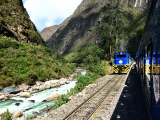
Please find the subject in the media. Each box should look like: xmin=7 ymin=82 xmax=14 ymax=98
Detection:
xmin=41 ymin=0 xmax=151 ymax=54
xmin=0 ymin=0 xmax=44 ymax=44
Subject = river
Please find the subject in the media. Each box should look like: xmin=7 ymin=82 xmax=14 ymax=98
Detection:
xmin=0 ymin=81 xmax=76 ymax=117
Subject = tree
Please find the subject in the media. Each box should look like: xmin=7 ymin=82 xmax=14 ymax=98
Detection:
xmin=101 ymin=1 xmax=128 ymax=60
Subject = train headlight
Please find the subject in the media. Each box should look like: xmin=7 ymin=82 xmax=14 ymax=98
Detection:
xmin=115 ymin=65 xmax=117 ymax=67
xmin=124 ymin=65 xmax=126 ymax=67
xmin=119 ymin=60 xmax=123 ymax=64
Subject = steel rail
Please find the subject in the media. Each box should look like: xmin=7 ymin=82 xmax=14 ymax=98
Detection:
xmin=62 ymin=75 xmax=123 ymax=120
xmin=87 ymin=75 xmax=124 ymax=120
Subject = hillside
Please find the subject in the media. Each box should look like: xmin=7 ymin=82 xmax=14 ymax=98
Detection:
xmin=0 ymin=0 xmax=44 ymax=44
xmin=41 ymin=0 xmax=150 ymax=57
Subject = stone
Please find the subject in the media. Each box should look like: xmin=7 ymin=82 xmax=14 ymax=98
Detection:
xmin=66 ymin=81 xmax=70 ymax=84
xmin=18 ymin=83 xmax=30 ymax=91
xmin=32 ymin=85 xmax=39 ymax=90
xmin=0 ymin=95 xmax=5 ymax=100
xmin=43 ymin=93 xmax=59 ymax=102
xmin=13 ymin=111 xmax=23 ymax=118
xmin=1 ymin=87 xmax=19 ymax=93
xmin=44 ymin=81 xmax=51 ymax=89
xmin=35 ymin=81 xmax=43 ymax=86
xmin=50 ymin=80 xmax=60 ymax=88
xmin=60 ymin=78 xmax=67 ymax=85
xmin=15 ymin=103 xmax=20 ymax=106
xmin=2 ymin=99 xmax=6 ymax=102
xmin=20 ymin=92 xmax=30 ymax=98
xmin=39 ymin=85 xmax=44 ymax=91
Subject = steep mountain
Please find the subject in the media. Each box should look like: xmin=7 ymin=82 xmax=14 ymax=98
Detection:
xmin=41 ymin=0 xmax=151 ymax=55
xmin=0 ymin=0 xmax=44 ymax=44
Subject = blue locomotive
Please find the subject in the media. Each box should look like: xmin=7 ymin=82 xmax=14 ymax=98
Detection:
xmin=136 ymin=0 xmax=160 ymax=120
xmin=112 ymin=52 xmax=134 ymax=73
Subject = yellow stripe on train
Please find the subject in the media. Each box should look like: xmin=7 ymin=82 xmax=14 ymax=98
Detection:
xmin=113 ymin=64 xmax=130 ymax=73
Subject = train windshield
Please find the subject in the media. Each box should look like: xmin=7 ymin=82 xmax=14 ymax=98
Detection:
xmin=117 ymin=55 xmax=126 ymax=58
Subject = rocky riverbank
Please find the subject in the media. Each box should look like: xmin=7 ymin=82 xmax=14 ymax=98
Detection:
xmin=0 ymin=68 xmax=86 ymax=119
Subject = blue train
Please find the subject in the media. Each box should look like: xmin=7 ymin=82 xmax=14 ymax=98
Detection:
xmin=112 ymin=52 xmax=134 ymax=73
xmin=136 ymin=0 xmax=160 ymax=120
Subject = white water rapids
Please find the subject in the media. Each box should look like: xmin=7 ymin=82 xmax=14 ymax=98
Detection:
xmin=0 ymin=81 xmax=76 ymax=117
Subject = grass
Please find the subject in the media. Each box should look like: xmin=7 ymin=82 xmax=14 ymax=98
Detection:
xmin=0 ymin=38 xmax=76 ymax=87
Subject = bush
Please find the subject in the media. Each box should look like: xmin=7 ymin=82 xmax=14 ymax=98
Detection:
xmin=76 ymin=83 xmax=84 ymax=92
xmin=1 ymin=109 xmax=12 ymax=120
xmin=70 ymin=88 xmax=77 ymax=95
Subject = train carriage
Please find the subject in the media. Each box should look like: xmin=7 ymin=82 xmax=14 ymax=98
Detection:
xmin=136 ymin=0 xmax=160 ymax=120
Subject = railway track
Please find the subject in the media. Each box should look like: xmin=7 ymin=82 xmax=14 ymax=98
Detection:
xmin=62 ymin=74 xmax=125 ymax=120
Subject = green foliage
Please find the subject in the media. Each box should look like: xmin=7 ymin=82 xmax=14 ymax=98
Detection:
xmin=1 ymin=109 xmax=12 ymax=120
xmin=101 ymin=2 xmax=129 ymax=59
xmin=76 ymin=83 xmax=84 ymax=92
xmin=51 ymin=94 xmax=69 ymax=110
xmin=0 ymin=38 xmax=76 ymax=87
xmin=77 ymin=75 xmax=93 ymax=86
xmin=70 ymin=88 xmax=77 ymax=95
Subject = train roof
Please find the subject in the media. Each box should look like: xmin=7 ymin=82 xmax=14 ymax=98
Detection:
xmin=114 ymin=52 xmax=130 ymax=56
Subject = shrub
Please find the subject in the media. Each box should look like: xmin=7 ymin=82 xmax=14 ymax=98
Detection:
xmin=1 ymin=109 xmax=12 ymax=120
xmin=76 ymin=83 xmax=84 ymax=92
xmin=70 ymin=88 xmax=77 ymax=95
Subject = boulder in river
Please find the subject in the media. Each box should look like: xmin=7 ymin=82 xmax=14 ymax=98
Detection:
xmin=13 ymin=110 xmax=23 ymax=118
xmin=35 ymin=81 xmax=43 ymax=86
xmin=20 ymin=92 xmax=30 ymax=98
xmin=44 ymin=81 xmax=51 ymax=89
xmin=18 ymin=83 xmax=30 ymax=91
xmin=50 ymin=80 xmax=60 ymax=88
xmin=0 ymin=95 xmax=5 ymax=100
xmin=15 ymin=103 xmax=20 ymax=106
xmin=1 ymin=87 xmax=19 ymax=93
xmin=60 ymin=78 xmax=67 ymax=85
xmin=43 ymin=93 xmax=59 ymax=102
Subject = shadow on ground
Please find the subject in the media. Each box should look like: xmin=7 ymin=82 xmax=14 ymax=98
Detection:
xmin=110 ymin=64 xmax=148 ymax=120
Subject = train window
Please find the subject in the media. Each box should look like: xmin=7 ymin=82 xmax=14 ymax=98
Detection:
xmin=117 ymin=55 xmax=126 ymax=58
xmin=144 ymin=41 xmax=151 ymax=107
xmin=127 ymin=55 xmax=129 ymax=58
xmin=114 ymin=55 xmax=116 ymax=59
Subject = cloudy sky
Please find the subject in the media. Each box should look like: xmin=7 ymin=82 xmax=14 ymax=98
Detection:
xmin=22 ymin=0 xmax=82 ymax=31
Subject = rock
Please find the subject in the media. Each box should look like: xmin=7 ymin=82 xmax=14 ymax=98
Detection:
xmin=1 ymin=87 xmax=19 ymax=93
xmin=39 ymin=85 xmax=44 ymax=91
xmin=0 ymin=95 xmax=5 ymax=100
xmin=32 ymin=85 xmax=39 ymax=90
xmin=18 ymin=83 xmax=30 ymax=91
xmin=15 ymin=103 xmax=20 ymax=106
xmin=29 ymin=100 xmax=35 ymax=103
xmin=13 ymin=111 xmax=23 ymax=118
xmin=50 ymin=80 xmax=60 ymax=88
xmin=28 ymin=88 xmax=33 ymax=93
xmin=68 ymin=96 xmax=73 ymax=100
xmin=35 ymin=81 xmax=43 ymax=86
xmin=20 ymin=92 xmax=30 ymax=98
xmin=66 ymin=81 xmax=70 ymax=84
xmin=60 ymin=78 xmax=67 ymax=85
xmin=44 ymin=81 xmax=51 ymax=89
xmin=2 ymin=99 xmax=6 ymax=102
xmin=0 ymin=86 xmax=3 ymax=91
xmin=10 ymin=90 xmax=20 ymax=94
xmin=43 ymin=93 xmax=59 ymax=102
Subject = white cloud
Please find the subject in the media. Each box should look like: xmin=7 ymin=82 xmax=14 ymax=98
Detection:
xmin=23 ymin=0 xmax=82 ymax=31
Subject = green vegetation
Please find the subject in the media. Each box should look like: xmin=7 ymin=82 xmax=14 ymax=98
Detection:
xmin=0 ymin=38 xmax=75 ymax=87
xmin=101 ymin=1 xmax=129 ymax=59
xmin=51 ymin=94 xmax=69 ymax=110
xmin=1 ymin=109 xmax=12 ymax=120
xmin=64 ymin=45 xmax=111 ymax=92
